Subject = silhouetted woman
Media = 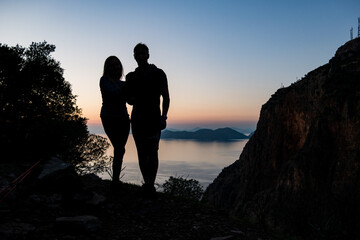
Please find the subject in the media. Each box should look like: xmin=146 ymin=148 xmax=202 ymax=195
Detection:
xmin=100 ymin=56 xmax=130 ymax=189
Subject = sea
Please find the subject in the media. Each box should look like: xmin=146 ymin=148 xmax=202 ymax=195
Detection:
xmin=97 ymin=133 xmax=248 ymax=189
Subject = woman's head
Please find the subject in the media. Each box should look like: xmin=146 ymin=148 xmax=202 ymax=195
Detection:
xmin=103 ymin=56 xmax=123 ymax=80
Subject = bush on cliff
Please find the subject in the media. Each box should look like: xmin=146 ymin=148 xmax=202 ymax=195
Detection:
xmin=162 ymin=176 xmax=204 ymax=201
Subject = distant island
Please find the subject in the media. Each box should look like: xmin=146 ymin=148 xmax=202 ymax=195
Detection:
xmin=161 ymin=127 xmax=250 ymax=141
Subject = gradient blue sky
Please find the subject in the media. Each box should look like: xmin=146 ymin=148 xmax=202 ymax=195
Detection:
xmin=1 ymin=0 xmax=359 ymax=132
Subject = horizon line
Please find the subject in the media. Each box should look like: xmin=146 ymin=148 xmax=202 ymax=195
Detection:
xmin=87 ymin=121 xmax=257 ymax=135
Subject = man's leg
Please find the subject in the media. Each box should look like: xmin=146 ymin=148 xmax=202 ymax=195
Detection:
xmin=133 ymin=131 xmax=160 ymax=198
xmin=143 ymin=132 xmax=160 ymax=186
xmin=132 ymin=132 xmax=150 ymax=184
xmin=139 ymin=149 xmax=159 ymax=187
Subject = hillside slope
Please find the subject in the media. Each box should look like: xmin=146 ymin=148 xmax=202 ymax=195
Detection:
xmin=203 ymin=38 xmax=360 ymax=238
xmin=0 ymin=159 xmax=273 ymax=240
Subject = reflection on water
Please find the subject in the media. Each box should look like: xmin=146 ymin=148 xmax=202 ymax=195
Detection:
xmin=98 ymin=134 xmax=248 ymax=188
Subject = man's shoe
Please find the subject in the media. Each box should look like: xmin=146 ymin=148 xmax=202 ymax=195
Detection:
xmin=142 ymin=184 xmax=157 ymax=200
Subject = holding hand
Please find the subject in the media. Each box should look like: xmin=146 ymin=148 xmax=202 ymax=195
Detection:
xmin=160 ymin=116 xmax=167 ymax=130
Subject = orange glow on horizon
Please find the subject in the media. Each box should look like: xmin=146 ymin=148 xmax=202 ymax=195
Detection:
xmin=86 ymin=114 xmax=258 ymax=127
xmin=84 ymin=103 xmax=260 ymax=127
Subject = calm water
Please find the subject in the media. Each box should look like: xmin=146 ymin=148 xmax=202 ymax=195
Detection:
xmin=98 ymin=134 xmax=248 ymax=188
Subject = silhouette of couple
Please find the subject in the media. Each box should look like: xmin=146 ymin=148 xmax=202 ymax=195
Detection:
xmin=100 ymin=43 xmax=170 ymax=199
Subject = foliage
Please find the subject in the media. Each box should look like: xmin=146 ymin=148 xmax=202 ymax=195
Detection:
xmin=0 ymin=41 xmax=108 ymax=173
xmin=102 ymin=156 xmax=126 ymax=180
xmin=162 ymin=176 xmax=204 ymax=201
xmin=73 ymin=134 xmax=110 ymax=175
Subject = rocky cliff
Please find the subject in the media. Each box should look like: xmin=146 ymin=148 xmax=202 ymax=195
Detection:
xmin=204 ymin=38 xmax=360 ymax=238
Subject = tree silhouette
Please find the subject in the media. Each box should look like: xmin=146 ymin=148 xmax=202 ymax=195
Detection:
xmin=0 ymin=41 xmax=108 ymax=173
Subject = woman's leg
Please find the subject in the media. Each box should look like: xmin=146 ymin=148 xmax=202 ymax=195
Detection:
xmin=101 ymin=117 xmax=130 ymax=182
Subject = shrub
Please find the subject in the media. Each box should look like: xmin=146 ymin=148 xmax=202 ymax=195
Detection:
xmin=162 ymin=176 xmax=204 ymax=201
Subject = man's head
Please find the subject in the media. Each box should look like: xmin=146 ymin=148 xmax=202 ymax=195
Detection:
xmin=134 ymin=43 xmax=149 ymax=66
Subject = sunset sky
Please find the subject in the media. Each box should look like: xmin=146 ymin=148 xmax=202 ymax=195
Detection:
xmin=1 ymin=0 xmax=359 ymax=132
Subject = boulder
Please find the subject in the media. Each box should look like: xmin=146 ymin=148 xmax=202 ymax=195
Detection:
xmin=38 ymin=156 xmax=73 ymax=180
xmin=35 ymin=157 xmax=82 ymax=194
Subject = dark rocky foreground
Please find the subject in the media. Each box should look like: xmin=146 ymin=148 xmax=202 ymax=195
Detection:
xmin=204 ymin=38 xmax=360 ymax=239
xmin=0 ymin=158 xmax=275 ymax=240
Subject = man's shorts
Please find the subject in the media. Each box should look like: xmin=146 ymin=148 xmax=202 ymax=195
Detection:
xmin=132 ymin=129 xmax=161 ymax=153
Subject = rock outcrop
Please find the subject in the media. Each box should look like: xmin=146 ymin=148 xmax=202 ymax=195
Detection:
xmin=204 ymin=38 xmax=360 ymax=238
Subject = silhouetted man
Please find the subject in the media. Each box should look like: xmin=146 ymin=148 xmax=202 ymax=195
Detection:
xmin=126 ymin=43 xmax=170 ymax=198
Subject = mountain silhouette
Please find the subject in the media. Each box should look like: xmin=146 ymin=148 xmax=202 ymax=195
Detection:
xmin=161 ymin=127 xmax=249 ymax=141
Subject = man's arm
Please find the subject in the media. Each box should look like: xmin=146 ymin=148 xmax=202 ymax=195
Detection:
xmin=161 ymin=86 xmax=170 ymax=118
xmin=125 ymin=73 xmax=135 ymax=105
xmin=160 ymin=85 xmax=170 ymax=130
